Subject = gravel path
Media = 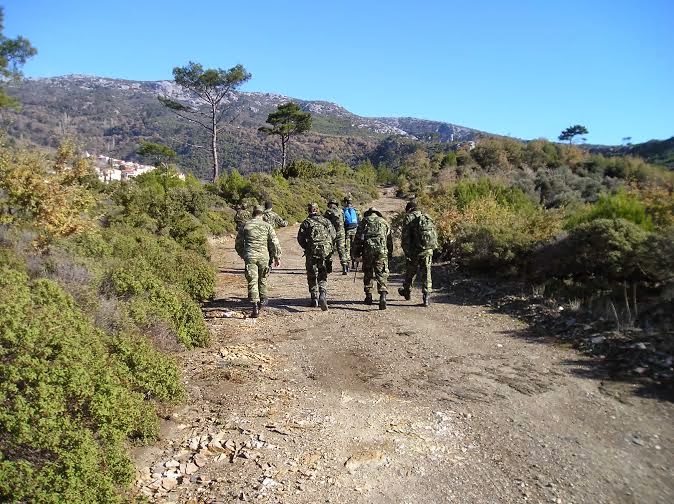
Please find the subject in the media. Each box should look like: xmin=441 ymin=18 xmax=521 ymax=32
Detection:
xmin=133 ymin=189 xmax=673 ymax=504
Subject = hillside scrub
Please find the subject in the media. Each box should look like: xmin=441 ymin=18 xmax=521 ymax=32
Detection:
xmin=0 ymin=141 xmax=227 ymax=501
xmin=405 ymin=140 xmax=674 ymax=330
xmin=213 ymin=159 xmax=379 ymax=223
xmin=0 ymin=260 xmax=175 ymax=503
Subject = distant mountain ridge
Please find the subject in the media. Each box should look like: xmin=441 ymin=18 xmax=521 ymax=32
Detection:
xmin=5 ymin=75 xmax=672 ymax=176
xmin=3 ymin=75 xmax=480 ymax=177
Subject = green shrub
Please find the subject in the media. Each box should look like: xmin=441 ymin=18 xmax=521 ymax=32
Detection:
xmin=566 ymin=190 xmax=654 ymax=231
xmin=528 ymin=218 xmax=649 ymax=292
xmin=0 ymin=265 xmax=166 ymax=503
xmin=419 ymin=180 xmax=562 ymax=275
xmin=108 ymin=260 xmax=209 ymax=348
xmin=453 ymin=178 xmax=536 ymax=212
xmin=69 ymin=226 xmax=215 ymax=303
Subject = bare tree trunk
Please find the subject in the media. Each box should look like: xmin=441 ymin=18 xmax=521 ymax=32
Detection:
xmin=211 ymin=103 xmax=219 ymax=181
xmin=281 ymin=134 xmax=288 ymax=170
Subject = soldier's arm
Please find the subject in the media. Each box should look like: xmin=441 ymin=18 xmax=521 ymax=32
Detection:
xmin=387 ymin=228 xmax=394 ymax=260
xmin=400 ymin=216 xmax=412 ymax=256
xmin=235 ymin=228 xmax=245 ymax=258
xmin=268 ymin=226 xmax=281 ymax=261
xmin=276 ymin=212 xmax=288 ymax=227
xmin=297 ymin=222 xmax=307 ymax=249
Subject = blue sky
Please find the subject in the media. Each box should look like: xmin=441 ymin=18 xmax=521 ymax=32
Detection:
xmin=4 ymin=0 xmax=673 ymax=145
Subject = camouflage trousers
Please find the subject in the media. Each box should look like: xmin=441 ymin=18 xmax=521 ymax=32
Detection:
xmin=402 ymin=250 xmax=433 ymax=294
xmin=344 ymin=227 xmax=357 ymax=263
xmin=244 ymin=257 xmax=270 ymax=303
xmin=305 ymin=255 xmax=329 ymax=295
xmin=326 ymin=233 xmax=348 ymax=270
xmin=362 ymin=252 xmax=388 ymax=294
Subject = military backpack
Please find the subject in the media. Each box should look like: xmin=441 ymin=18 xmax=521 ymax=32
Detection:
xmin=414 ymin=213 xmax=438 ymax=251
xmin=360 ymin=216 xmax=388 ymax=253
xmin=306 ymin=217 xmax=333 ymax=259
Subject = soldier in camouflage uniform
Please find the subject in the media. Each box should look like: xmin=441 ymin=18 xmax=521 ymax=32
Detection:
xmin=234 ymin=204 xmax=252 ymax=231
xmin=399 ymin=200 xmax=435 ymax=307
xmin=324 ymin=199 xmax=349 ymax=275
xmin=342 ymin=196 xmax=362 ymax=268
xmin=235 ymin=206 xmax=281 ymax=318
xmin=262 ymin=201 xmax=288 ymax=229
xmin=297 ymin=202 xmax=336 ymax=311
xmin=353 ymin=207 xmax=393 ymax=310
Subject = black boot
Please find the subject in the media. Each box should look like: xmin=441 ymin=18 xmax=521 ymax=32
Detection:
xmin=342 ymin=264 xmax=349 ymax=275
xmin=379 ymin=292 xmax=387 ymax=310
xmin=318 ymin=291 xmax=328 ymax=311
xmin=398 ymin=287 xmax=411 ymax=301
xmin=309 ymin=293 xmax=319 ymax=308
xmin=251 ymin=302 xmax=260 ymax=318
xmin=423 ymin=292 xmax=430 ymax=307
xmin=364 ymin=293 xmax=373 ymax=305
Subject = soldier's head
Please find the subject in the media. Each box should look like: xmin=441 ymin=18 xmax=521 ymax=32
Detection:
xmin=328 ymin=198 xmax=339 ymax=208
xmin=252 ymin=206 xmax=264 ymax=217
xmin=405 ymin=200 xmax=417 ymax=213
xmin=307 ymin=202 xmax=319 ymax=215
xmin=264 ymin=201 xmax=273 ymax=210
xmin=365 ymin=206 xmax=382 ymax=218
xmin=343 ymin=195 xmax=353 ymax=206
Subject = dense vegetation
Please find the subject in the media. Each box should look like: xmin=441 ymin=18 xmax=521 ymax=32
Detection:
xmin=399 ymin=138 xmax=673 ymax=329
xmin=1 ymin=15 xmax=671 ymax=500
xmin=0 ymin=131 xmax=380 ymax=501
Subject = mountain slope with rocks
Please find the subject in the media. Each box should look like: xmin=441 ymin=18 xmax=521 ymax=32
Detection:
xmin=4 ymin=75 xmax=480 ymax=177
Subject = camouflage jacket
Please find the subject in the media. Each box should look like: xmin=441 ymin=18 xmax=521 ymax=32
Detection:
xmin=324 ymin=206 xmax=345 ymax=239
xmin=353 ymin=211 xmax=393 ymax=259
xmin=263 ymin=209 xmax=288 ymax=229
xmin=297 ymin=214 xmax=336 ymax=253
xmin=235 ymin=216 xmax=281 ymax=262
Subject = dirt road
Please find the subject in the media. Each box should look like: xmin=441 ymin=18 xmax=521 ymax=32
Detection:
xmin=134 ymin=189 xmax=673 ymax=503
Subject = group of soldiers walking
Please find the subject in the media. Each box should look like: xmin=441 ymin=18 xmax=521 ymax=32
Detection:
xmin=235 ymin=196 xmax=437 ymax=318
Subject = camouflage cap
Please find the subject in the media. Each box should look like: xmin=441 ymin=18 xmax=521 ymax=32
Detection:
xmin=343 ymin=195 xmax=353 ymax=204
xmin=252 ymin=205 xmax=264 ymax=216
xmin=307 ymin=202 xmax=319 ymax=213
xmin=328 ymin=198 xmax=339 ymax=206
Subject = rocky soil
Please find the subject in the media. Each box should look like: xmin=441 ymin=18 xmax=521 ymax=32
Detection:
xmin=133 ymin=189 xmax=673 ymax=503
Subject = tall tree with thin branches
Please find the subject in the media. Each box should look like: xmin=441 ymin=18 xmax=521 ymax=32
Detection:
xmin=159 ymin=61 xmax=251 ymax=181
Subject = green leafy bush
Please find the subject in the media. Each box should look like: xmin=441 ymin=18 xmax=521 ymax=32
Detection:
xmin=213 ymin=161 xmax=378 ymax=224
xmin=566 ymin=190 xmax=654 ymax=231
xmin=68 ymin=226 xmax=215 ymax=302
xmin=0 ymin=265 xmax=170 ymax=503
xmin=528 ymin=218 xmax=649 ymax=292
xmin=107 ymin=259 xmax=209 ymax=348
